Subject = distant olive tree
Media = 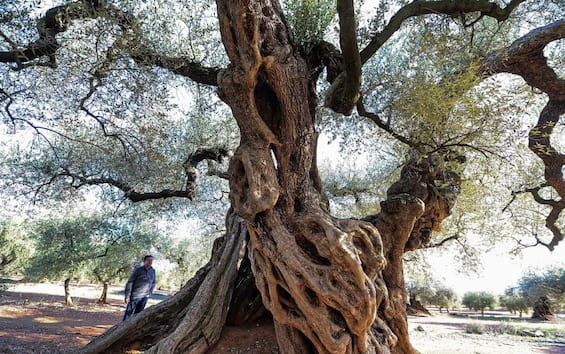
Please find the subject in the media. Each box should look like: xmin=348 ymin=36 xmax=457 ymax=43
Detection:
xmin=517 ymin=267 xmax=565 ymax=319
xmin=499 ymin=292 xmax=529 ymax=318
xmin=89 ymin=221 xmax=160 ymax=303
xmin=25 ymin=216 xmax=99 ymax=305
xmin=25 ymin=214 xmax=159 ymax=305
xmin=434 ymin=286 xmax=458 ymax=313
xmin=462 ymin=291 xmax=496 ymax=316
xmin=0 ymin=220 xmax=33 ymax=275
xmin=406 ymin=280 xmax=457 ymax=313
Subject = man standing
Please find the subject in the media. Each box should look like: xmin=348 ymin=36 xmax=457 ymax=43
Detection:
xmin=123 ymin=255 xmax=156 ymax=321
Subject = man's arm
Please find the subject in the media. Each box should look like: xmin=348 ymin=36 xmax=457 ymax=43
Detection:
xmin=149 ymin=268 xmax=156 ymax=295
xmin=124 ymin=267 xmax=138 ymax=303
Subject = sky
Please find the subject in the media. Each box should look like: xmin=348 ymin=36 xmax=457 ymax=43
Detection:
xmin=430 ymin=244 xmax=565 ymax=295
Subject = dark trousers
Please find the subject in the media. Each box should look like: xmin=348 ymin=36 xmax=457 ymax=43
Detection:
xmin=123 ymin=296 xmax=148 ymax=321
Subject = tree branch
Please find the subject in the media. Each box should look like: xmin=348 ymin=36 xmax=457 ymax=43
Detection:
xmin=504 ymin=183 xmax=564 ymax=252
xmin=356 ymin=95 xmax=421 ymax=149
xmin=0 ymin=0 xmax=221 ymax=85
xmin=56 ymin=170 xmax=192 ymax=202
xmin=324 ymin=0 xmax=362 ymax=115
xmin=129 ymin=47 xmax=220 ymax=86
xmin=45 ymin=147 xmax=230 ymax=203
xmin=426 ymin=234 xmax=460 ymax=248
xmin=360 ymin=0 xmax=526 ymax=64
xmin=482 ymin=19 xmax=565 ymax=250
xmin=183 ymin=148 xmax=231 ymax=198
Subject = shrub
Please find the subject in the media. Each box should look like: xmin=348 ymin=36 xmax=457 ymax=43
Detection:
xmin=484 ymin=322 xmax=519 ymax=335
xmin=465 ymin=323 xmax=484 ymax=334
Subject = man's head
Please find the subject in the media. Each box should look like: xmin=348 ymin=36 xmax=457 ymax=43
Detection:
xmin=143 ymin=255 xmax=154 ymax=269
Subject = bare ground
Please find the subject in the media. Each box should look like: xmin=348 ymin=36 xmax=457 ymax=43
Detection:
xmin=0 ymin=282 xmax=564 ymax=354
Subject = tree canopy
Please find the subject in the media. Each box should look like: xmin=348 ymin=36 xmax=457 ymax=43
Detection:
xmin=0 ymin=0 xmax=564 ymax=353
xmin=462 ymin=291 xmax=496 ymax=316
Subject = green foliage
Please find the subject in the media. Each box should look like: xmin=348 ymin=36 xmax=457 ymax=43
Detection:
xmin=462 ymin=291 xmax=496 ymax=315
xmin=499 ymin=291 xmax=529 ymax=317
xmin=25 ymin=216 xmax=98 ymax=282
xmin=434 ymin=286 xmax=458 ymax=312
xmin=283 ymin=0 xmax=335 ymax=46
xmin=465 ymin=323 xmax=484 ymax=334
xmin=158 ymin=235 xmax=213 ymax=290
xmin=89 ymin=221 xmax=160 ymax=285
xmin=516 ymin=267 xmax=565 ymax=311
xmin=406 ymin=279 xmax=457 ymax=312
xmin=25 ymin=214 xmax=160 ymax=286
xmin=0 ymin=220 xmax=33 ymax=275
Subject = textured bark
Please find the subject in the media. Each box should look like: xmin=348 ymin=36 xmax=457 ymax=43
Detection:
xmin=532 ymin=296 xmax=555 ymax=321
xmin=81 ymin=210 xmax=248 ymax=354
xmin=225 ymin=247 xmax=266 ymax=326
xmin=215 ymin=1 xmax=393 ymax=352
xmin=64 ymin=278 xmax=73 ymax=306
xmin=364 ymin=151 xmax=464 ymax=354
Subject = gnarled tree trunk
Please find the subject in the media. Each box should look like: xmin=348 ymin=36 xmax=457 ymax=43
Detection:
xmin=84 ymin=1 xmax=466 ymax=353
xmin=81 ymin=209 xmax=249 ymax=353
xmin=363 ymin=151 xmax=464 ymax=353
xmin=215 ymin=1 xmax=395 ymax=352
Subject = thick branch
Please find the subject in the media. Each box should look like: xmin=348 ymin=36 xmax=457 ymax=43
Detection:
xmin=129 ymin=47 xmax=220 ymax=86
xmin=183 ymin=147 xmax=231 ymax=198
xmin=58 ymin=172 xmax=193 ymax=202
xmin=483 ymin=19 xmax=565 ymax=250
xmin=481 ymin=19 xmax=565 ymax=99
xmin=0 ymin=1 xmax=132 ymax=65
xmin=360 ymin=0 xmax=526 ymax=64
xmin=0 ymin=1 xmax=221 ymax=85
xmin=50 ymin=147 xmax=230 ymax=202
xmin=324 ymin=0 xmax=362 ymax=115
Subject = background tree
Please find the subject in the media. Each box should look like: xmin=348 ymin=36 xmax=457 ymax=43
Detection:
xmin=25 ymin=213 xmax=159 ymax=305
xmin=157 ymin=235 xmax=215 ymax=291
xmin=88 ymin=219 xmax=160 ymax=303
xmin=433 ymin=286 xmax=458 ymax=313
xmin=499 ymin=289 xmax=529 ymax=318
xmin=25 ymin=216 xmax=100 ymax=305
xmin=406 ymin=279 xmax=457 ymax=313
xmin=0 ymin=220 xmax=33 ymax=275
xmin=462 ymin=291 xmax=496 ymax=316
xmin=0 ymin=0 xmax=563 ymax=353
xmin=517 ymin=267 xmax=565 ymax=319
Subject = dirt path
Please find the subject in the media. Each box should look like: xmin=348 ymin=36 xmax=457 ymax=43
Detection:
xmin=0 ymin=282 xmax=162 ymax=353
xmin=1 ymin=282 xmax=564 ymax=353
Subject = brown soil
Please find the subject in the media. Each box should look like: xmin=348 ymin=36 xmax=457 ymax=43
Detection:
xmin=1 ymin=282 xmax=564 ymax=354
xmin=0 ymin=282 xmax=126 ymax=354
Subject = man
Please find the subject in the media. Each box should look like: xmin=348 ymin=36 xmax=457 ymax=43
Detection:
xmin=123 ymin=255 xmax=156 ymax=321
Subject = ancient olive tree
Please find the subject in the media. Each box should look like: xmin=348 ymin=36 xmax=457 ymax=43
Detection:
xmin=517 ymin=267 xmax=565 ymax=320
xmin=1 ymin=0 xmax=564 ymax=353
